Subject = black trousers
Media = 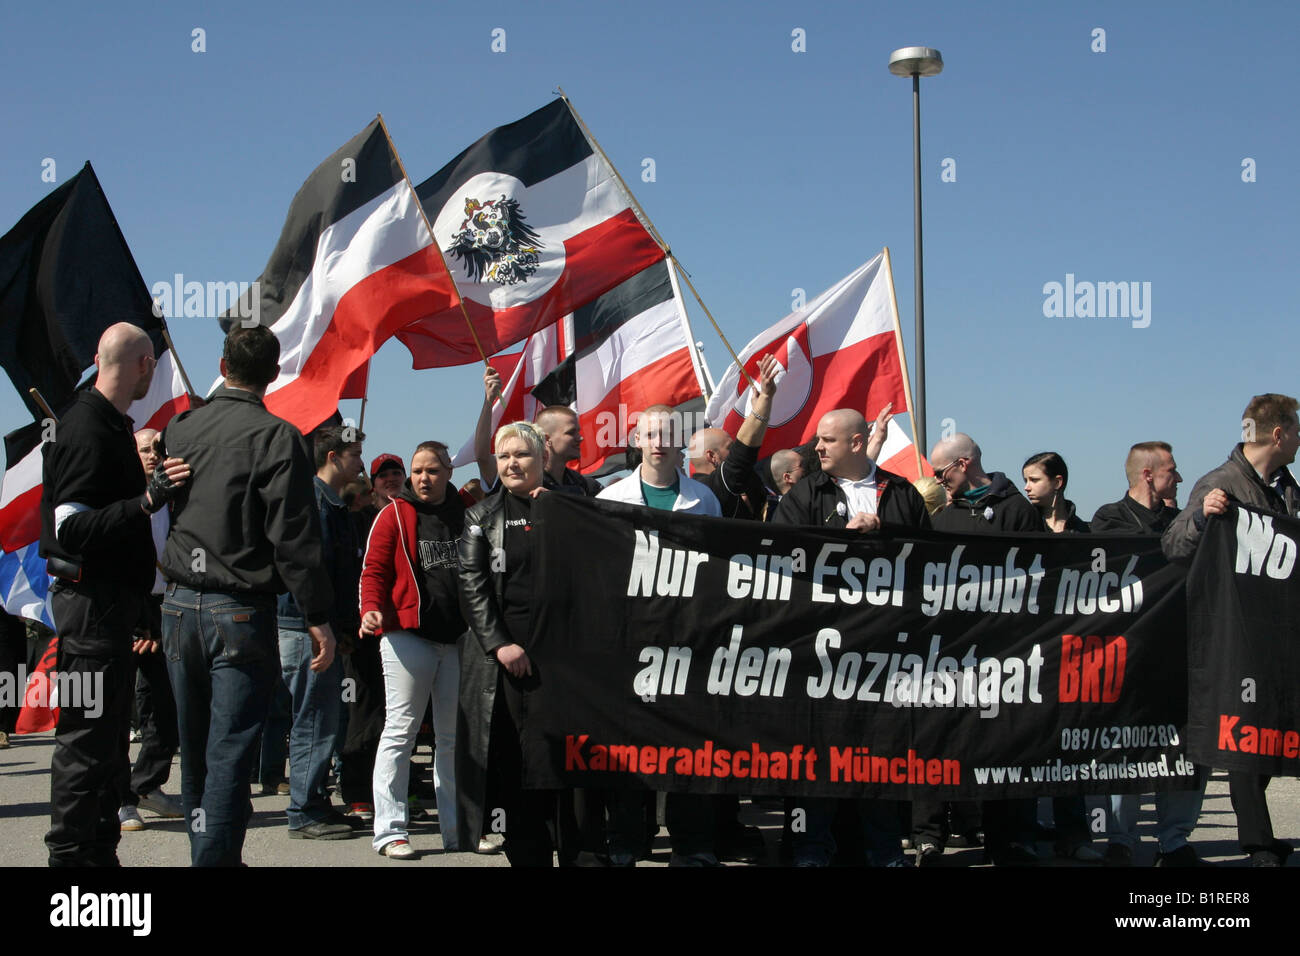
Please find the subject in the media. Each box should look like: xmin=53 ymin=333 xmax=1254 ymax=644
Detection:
xmin=46 ymin=653 xmax=134 ymax=866
xmin=0 ymin=611 xmax=30 ymax=734
xmin=911 ymin=797 xmax=981 ymax=848
xmin=486 ymin=671 xmax=557 ymax=867
xmin=117 ymin=645 xmax=178 ymax=805
xmin=340 ymin=640 xmax=384 ymax=805
xmin=45 ymin=583 xmax=144 ymax=866
xmin=1228 ymin=771 xmax=1276 ymax=854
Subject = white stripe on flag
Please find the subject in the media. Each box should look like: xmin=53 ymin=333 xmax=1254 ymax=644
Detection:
xmin=0 ymin=443 xmax=42 ymax=511
xmin=573 ymin=297 xmax=687 ymax=405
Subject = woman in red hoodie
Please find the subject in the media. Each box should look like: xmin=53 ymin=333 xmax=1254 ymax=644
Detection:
xmin=359 ymin=441 xmax=468 ymax=859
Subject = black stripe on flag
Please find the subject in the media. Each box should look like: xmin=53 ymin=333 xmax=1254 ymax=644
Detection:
xmin=4 ymin=421 xmax=41 ymax=472
xmin=220 ymin=118 xmax=404 ymax=331
xmin=530 ymin=355 xmax=576 ymax=409
xmin=569 ymin=259 xmax=674 ymax=357
xmin=529 ymin=260 xmax=677 ymax=408
xmin=414 ymin=100 xmax=592 ymax=218
xmin=0 ymin=162 xmax=159 ymax=421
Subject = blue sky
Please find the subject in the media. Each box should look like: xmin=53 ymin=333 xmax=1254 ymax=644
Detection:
xmin=2 ymin=0 xmax=1296 ymax=514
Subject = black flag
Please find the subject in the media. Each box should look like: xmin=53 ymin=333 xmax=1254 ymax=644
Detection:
xmin=0 ymin=162 xmax=159 ymax=421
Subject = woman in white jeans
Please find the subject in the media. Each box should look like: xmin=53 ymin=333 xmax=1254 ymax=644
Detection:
xmin=359 ymin=441 xmax=469 ymax=859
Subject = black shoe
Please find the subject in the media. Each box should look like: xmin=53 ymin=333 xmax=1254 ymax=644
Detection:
xmin=987 ymin=842 xmax=1039 ymax=867
xmin=288 ymin=820 xmax=354 ymax=840
xmin=716 ymin=825 xmax=765 ymax=864
xmin=324 ymin=809 xmax=365 ymax=830
xmin=915 ymin=842 xmax=943 ymax=867
xmin=669 ymin=851 xmax=722 ymax=867
xmin=1250 ymin=841 xmax=1293 ymax=867
xmin=949 ymin=829 xmax=984 ymax=848
xmin=1154 ymin=845 xmax=1213 ymax=867
xmin=1104 ymin=844 xmax=1134 ymax=867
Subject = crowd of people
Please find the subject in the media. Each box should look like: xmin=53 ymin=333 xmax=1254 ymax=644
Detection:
xmin=8 ymin=320 xmax=1297 ymax=868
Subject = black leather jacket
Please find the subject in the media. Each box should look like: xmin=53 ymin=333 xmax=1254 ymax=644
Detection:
xmin=455 ymin=487 xmax=514 ymax=849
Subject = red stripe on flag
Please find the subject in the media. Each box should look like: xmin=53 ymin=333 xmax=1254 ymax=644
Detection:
xmin=339 ymin=361 xmax=369 ymax=401
xmin=265 ymin=245 xmax=458 ymax=432
xmin=0 ymin=485 xmax=42 ymax=552
xmin=399 ymin=209 xmax=665 ymax=368
xmin=140 ymin=393 xmax=191 ymax=432
xmin=15 ymin=634 xmax=58 ymax=734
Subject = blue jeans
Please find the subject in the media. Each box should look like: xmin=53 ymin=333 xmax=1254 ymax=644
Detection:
xmin=162 ymin=585 xmax=278 ymax=867
xmin=1107 ymin=783 xmax=1206 ymax=853
xmin=279 ymin=628 xmax=342 ymax=829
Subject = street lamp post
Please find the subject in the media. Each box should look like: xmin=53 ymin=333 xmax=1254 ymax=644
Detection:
xmin=888 ymin=46 xmax=943 ymax=455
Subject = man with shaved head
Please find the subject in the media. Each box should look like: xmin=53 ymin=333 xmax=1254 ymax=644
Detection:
xmin=1090 ymin=442 xmax=1182 ymax=535
xmin=1087 ymin=442 xmax=1206 ymax=866
xmin=773 ymin=406 xmax=928 ymax=531
xmin=925 ymin=432 xmax=1042 ymax=866
xmin=41 ymin=322 xmax=190 ymax=866
xmin=769 ymin=449 xmax=804 ymax=497
xmin=772 ymin=405 xmax=929 ymax=868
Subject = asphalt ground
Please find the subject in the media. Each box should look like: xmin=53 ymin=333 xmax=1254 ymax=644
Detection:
xmin=2 ymin=729 xmax=1297 ymax=869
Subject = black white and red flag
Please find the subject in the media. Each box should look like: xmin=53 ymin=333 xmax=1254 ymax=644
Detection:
xmin=530 ymin=259 xmax=706 ymax=474
xmin=221 ymin=117 xmax=459 ymax=433
xmin=397 ymin=99 xmax=667 ymax=369
xmin=450 ymin=260 xmax=707 ymax=476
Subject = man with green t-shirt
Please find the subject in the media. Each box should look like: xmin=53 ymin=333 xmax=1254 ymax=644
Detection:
xmin=597 ymin=404 xmax=721 ymax=865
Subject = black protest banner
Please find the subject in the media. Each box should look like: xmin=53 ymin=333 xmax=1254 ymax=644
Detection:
xmin=522 ymin=494 xmax=1193 ymax=799
xmin=1187 ymin=505 xmax=1300 ymax=775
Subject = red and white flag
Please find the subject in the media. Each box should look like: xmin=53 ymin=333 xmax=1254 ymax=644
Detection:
xmin=224 ymin=117 xmax=460 ymax=433
xmin=705 ymin=250 xmax=931 ymax=481
xmin=397 ymin=99 xmax=666 ymax=369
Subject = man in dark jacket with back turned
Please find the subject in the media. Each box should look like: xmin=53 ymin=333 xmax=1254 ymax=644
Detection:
xmin=40 ymin=323 xmax=190 ymax=867
xmin=160 ymin=326 xmax=337 ymax=867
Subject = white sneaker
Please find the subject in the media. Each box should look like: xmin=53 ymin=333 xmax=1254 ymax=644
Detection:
xmin=119 ymin=805 xmax=144 ymax=831
xmin=381 ymin=839 xmax=416 ymax=859
xmin=476 ymin=833 xmax=504 ymax=854
xmin=138 ymin=789 xmax=183 ymax=818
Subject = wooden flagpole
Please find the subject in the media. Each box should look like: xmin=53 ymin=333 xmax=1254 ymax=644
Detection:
xmin=158 ymin=319 xmax=198 ymax=399
xmin=377 ymin=114 xmax=489 ymax=367
xmin=881 ymin=246 xmax=926 ymax=479
xmin=556 ymin=89 xmax=756 ymax=393
xmin=28 ymin=388 xmax=57 ymax=422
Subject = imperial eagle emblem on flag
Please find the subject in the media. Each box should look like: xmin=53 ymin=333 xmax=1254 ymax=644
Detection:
xmin=446 ymin=195 xmax=543 ymax=285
